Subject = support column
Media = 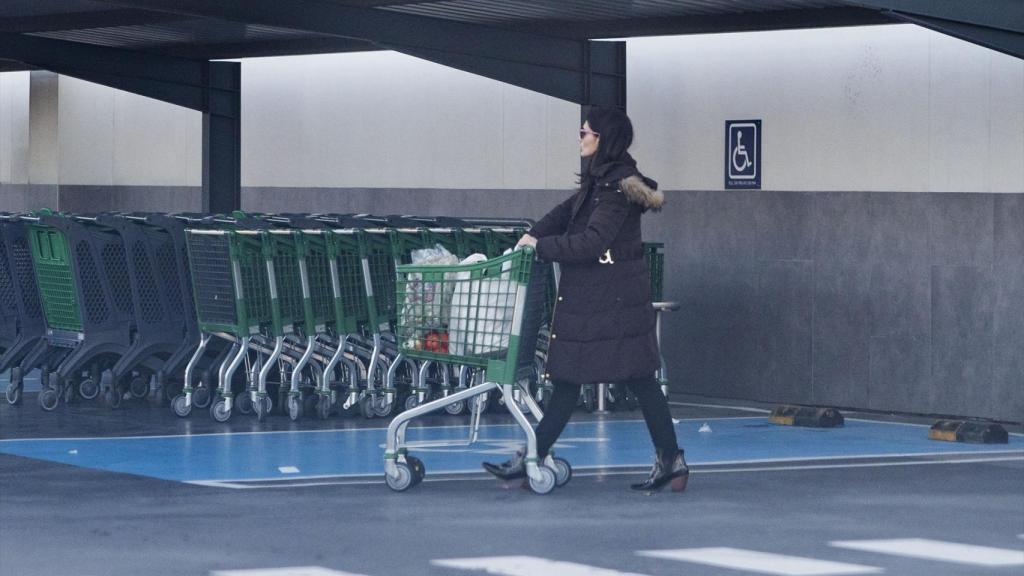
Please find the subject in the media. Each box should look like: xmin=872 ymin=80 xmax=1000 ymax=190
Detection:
xmin=202 ymin=61 xmax=241 ymax=214
xmin=581 ymin=41 xmax=627 ymax=177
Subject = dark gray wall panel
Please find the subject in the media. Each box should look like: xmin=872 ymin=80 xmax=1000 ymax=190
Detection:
xmin=870 ymin=193 xmax=930 ymax=262
xmin=869 ymin=259 xmax=931 ymax=337
xmin=0 ymin=184 xmax=57 ymax=212
xmin=685 ymin=260 xmax=760 ymax=399
xmin=812 ymin=260 xmax=871 ymax=408
xmin=869 ymin=334 xmax=932 ymax=413
xmin=46 ymin=185 xmax=202 ymax=213
xmin=929 ymin=265 xmax=995 ymax=416
xmin=930 ymin=193 xmax=994 ymax=266
xmin=814 ymin=192 xmax=872 ymax=263
xmin=757 ymin=260 xmax=812 ymax=403
xmin=995 ymin=194 xmax=1024 ymax=267
xmin=992 ymin=263 xmax=1024 ymax=422
xmin=699 ymin=190 xmax=759 ymax=263
xmin=757 ymin=191 xmax=815 ymax=261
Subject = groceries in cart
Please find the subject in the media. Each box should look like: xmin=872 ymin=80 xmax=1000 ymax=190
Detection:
xmin=400 ymin=249 xmax=518 ymax=359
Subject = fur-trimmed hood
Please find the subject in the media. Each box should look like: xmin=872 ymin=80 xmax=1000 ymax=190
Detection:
xmin=618 ymin=174 xmax=664 ymax=211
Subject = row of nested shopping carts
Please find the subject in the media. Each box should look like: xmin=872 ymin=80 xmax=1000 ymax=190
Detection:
xmin=0 ymin=209 xmax=671 ymax=425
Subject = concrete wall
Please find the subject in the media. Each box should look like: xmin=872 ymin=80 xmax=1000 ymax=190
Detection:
xmin=0 ymin=24 xmax=1021 ymax=420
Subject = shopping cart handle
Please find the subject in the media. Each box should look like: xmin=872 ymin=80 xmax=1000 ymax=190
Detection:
xmin=653 ymin=301 xmax=680 ymax=312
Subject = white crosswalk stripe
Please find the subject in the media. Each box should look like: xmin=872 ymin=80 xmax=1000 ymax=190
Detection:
xmin=637 ymin=547 xmax=882 ymax=575
xmin=210 ymin=568 xmax=369 ymax=576
xmin=431 ymin=555 xmax=652 ymax=576
xmin=830 ymin=538 xmax=1024 ymax=567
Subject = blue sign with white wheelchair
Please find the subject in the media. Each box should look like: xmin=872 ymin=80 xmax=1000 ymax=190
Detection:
xmin=725 ymin=120 xmax=761 ymax=189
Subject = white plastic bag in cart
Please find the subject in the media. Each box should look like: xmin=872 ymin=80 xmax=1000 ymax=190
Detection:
xmin=402 ymin=244 xmax=459 ymax=333
xmin=448 ymin=251 xmax=516 ymax=356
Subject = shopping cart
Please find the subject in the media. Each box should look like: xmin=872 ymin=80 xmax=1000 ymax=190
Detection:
xmin=382 ymin=246 xmax=571 ymax=494
xmin=1 ymin=214 xmax=47 ymax=405
xmin=92 ymin=214 xmax=193 ymax=407
xmin=177 ymin=226 xmax=275 ymax=420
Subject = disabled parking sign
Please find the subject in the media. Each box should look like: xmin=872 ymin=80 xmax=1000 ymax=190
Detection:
xmin=725 ymin=120 xmax=761 ymax=189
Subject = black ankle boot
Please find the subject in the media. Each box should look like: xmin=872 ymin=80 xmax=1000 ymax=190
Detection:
xmin=630 ymin=449 xmax=689 ymax=492
xmin=482 ymin=449 xmax=527 ymax=480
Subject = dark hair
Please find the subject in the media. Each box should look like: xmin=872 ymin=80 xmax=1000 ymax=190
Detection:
xmin=579 ymin=106 xmax=637 ymax=188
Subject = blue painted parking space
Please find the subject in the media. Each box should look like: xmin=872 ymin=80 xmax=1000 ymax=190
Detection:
xmin=1 ymin=417 xmax=1020 ymax=484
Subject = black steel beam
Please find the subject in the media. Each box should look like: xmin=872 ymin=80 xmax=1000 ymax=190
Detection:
xmin=0 ymin=9 xmax=187 ymax=33
xmin=846 ymin=0 xmax=1024 ymax=59
xmin=203 ymin=62 xmax=241 ymax=214
xmin=94 ymin=0 xmax=619 ymax=105
xmin=0 ymin=58 xmax=32 ymax=73
xmin=0 ymin=31 xmax=208 ymax=111
xmin=166 ymin=37 xmax=378 ymax=61
xmin=848 ymin=1 xmax=1024 ymax=34
xmin=886 ymin=12 xmax=1024 ymax=60
xmin=520 ymin=6 xmax=896 ymax=40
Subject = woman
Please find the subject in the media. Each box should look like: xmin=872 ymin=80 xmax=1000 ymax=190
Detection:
xmin=482 ymin=107 xmax=688 ymax=493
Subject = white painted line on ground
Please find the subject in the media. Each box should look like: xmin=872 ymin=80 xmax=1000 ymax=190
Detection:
xmin=210 ymin=567 xmax=368 ymax=576
xmin=1018 ymin=534 xmax=1024 ymax=540
xmin=277 ymin=466 xmax=300 ymax=474
xmin=638 ymin=547 xmax=881 ymax=576
xmin=844 ymin=418 xmax=1024 ymax=437
xmin=830 ymin=538 xmax=1024 ymax=567
xmin=432 ymin=556 xmax=651 ymax=576
xmin=185 ymin=454 xmax=1024 ymax=489
xmin=180 ymin=450 xmax=1024 ymax=485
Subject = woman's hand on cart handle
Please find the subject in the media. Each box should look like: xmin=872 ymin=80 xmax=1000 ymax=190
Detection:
xmin=516 ymin=233 xmax=538 ymax=249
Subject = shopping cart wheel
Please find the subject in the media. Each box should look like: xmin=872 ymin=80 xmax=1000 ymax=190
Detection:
xmin=372 ymin=395 xmax=396 ymax=418
xmin=359 ymin=395 xmax=375 ymax=419
xmin=129 ymin=375 xmax=149 ymax=399
xmin=236 ymin=393 xmax=253 ymax=415
xmin=78 ymin=377 xmax=99 ymax=401
xmin=5 ymin=381 xmax=22 ymax=406
xmin=404 ymin=394 xmax=421 ymax=412
xmin=528 ymin=465 xmax=557 ymax=495
xmin=210 ymin=397 xmax=232 ymax=423
xmin=385 ymin=463 xmax=415 ymax=492
xmin=287 ymin=395 xmax=303 ymax=421
xmin=551 ymin=457 xmax=572 ymax=487
xmin=192 ymin=386 xmax=212 ymax=409
xmin=406 ymin=455 xmax=426 ymax=484
xmin=171 ymin=394 xmax=192 ymax=418
xmin=38 ymin=387 xmax=59 ymax=412
xmin=443 ymin=399 xmax=466 ymax=416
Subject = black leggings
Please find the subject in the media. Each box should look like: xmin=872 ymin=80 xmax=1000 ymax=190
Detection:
xmin=534 ymin=377 xmax=679 ymax=459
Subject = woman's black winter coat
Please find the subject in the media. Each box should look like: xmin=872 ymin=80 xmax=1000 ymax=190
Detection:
xmin=532 ymin=174 xmax=664 ymax=385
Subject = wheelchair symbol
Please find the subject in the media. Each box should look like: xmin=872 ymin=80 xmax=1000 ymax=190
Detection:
xmin=732 ymin=131 xmax=752 ymax=173
xmin=726 ymin=121 xmax=758 ymax=182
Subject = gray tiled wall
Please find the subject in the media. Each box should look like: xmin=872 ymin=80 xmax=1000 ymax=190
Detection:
xmin=2 ymin=185 xmax=1020 ymax=421
xmin=648 ymin=191 xmax=1022 ymax=422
